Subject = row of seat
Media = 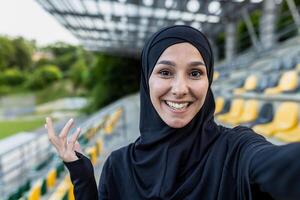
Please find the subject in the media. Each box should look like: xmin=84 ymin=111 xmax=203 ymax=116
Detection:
xmin=7 ymin=108 xmax=123 ymax=200
xmin=214 ymin=52 xmax=300 ymax=84
xmin=234 ymin=69 xmax=300 ymax=95
xmin=215 ymin=97 xmax=300 ymax=143
xmin=46 ymin=108 xmax=123 ymax=200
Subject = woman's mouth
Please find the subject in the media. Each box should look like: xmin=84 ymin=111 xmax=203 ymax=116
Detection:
xmin=163 ymin=100 xmax=192 ymax=112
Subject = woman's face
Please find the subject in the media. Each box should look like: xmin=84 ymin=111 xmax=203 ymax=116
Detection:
xmin=149 ymin=42 xmax=209 ymax=128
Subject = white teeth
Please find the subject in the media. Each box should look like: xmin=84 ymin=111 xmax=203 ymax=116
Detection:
xmin=165 ymin=101 xmax=189 ymax=110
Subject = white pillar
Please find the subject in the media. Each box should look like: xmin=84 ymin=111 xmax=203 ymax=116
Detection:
xmin=225 ymin=21 xmax=236 ymax=62
xmin=260 ymin=0 xmax=277 ymax=49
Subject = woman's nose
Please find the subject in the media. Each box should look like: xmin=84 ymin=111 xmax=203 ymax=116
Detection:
xmin=171 ymin=76 xmax=188 ymax=97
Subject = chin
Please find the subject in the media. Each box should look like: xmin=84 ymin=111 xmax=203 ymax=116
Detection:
xmin=165 ymin=119 xmax=189 ymax=128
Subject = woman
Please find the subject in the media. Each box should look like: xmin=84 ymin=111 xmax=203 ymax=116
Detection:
xmin=45 ymin=25 xmax=300 ymax=200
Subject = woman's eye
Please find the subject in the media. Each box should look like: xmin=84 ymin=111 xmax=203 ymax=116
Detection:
xmin=190 ymin=70 xmax=202 ymax=78
xmin=159 ymin=70 xmax=172 ymax=77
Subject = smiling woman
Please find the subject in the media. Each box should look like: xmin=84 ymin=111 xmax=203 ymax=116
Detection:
xmin=46 ymin=25 xmax=300 ymax=200
xmin=149 ymin=42 xmax=208 ymax=128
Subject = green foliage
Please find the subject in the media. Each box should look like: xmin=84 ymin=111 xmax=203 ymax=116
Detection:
xmin=45 ymin=42 xmax=79 ymax=72
xmin=0 ymin=36 xmax=34 ymax=71
xmin=11 ymin=37 xmax=33 ymax=70
xmin=34 ymin=80 xmax=74 ymax=104
xmin=1 ymin=68 xmax=26 ymax=86
xmin=216 ymin=32 xmax=225 ymax=60
xmin=0 ymin=85 xmax=11 ymax=96
xmin=27 ymin=65 xmax=63 ymax=90
xmin=276 ymin=0 xmax=300 ymax=42
xmin=0 ymin=36 xmax=15 ymax=70
xmin=84 ymin=54 xmax=139 ymax=113
xmin=34 ymin=57 xmax=55 ymax=68
xmin=68 ymin=58 xmax=89 ymax=91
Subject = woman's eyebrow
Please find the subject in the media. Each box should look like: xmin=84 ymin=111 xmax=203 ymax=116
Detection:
xmin=189 ymin=61 xmax=205 ymax=67
xmin=156 ymin=60 xmax=205 ymax=67
xmin=156 ymin=60 xmax=176 ymax=66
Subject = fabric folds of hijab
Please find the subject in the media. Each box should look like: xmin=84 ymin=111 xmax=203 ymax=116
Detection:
xmin=129 ymin=25 xmax=221 ymax=199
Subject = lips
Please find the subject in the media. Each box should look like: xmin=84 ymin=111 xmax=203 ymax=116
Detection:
xmin=163 ymin=100 xmax=192 ymax=113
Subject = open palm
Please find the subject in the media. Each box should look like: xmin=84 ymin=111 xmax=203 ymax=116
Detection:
xmin=45 ymin=117 xmax=82 ymax=162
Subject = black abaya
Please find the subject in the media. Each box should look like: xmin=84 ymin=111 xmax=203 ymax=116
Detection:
xmin=64 ymin=25 xmax=300 ymax=200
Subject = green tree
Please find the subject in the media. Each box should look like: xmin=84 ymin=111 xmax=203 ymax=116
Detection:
xmin=27 ymin=64 xmax=63 ymax=90
xmin=0 ymin=36 xmax=15 ymax=70
xmin=276 ymin=0 xmax=300 ymax=42
xmin=11 ymin=37 xmax=33 ymax=70
xmin=1 ymin=68 xmax=26 ymax=86
xmin=45 ymin=42 xmax=78 ymax=72
xmin=69 ymin=58 xmax=88 ymax=91
xmin=85 ymin=54 xmax=140 ymax=113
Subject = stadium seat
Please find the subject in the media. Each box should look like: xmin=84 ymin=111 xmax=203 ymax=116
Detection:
xmin=295 ymin=63 xmax=300 ymax=72
xmin=96 ymin=138 xmax=103 ymax=155
xmin=56 ymin=162 xmax=65 ymax=178
xmin=41 ymin=178 xmax=47 ymax=195
xmin=274 ymin=125 xmax=300 ymax=142
xmin=264 ymin=70 xmax=298 ymax=94
xmin=226 ymin=99 xmax=259 ymax=125
xmin=234 ymin=75 xmax=257 ymax=94
xmin=217 ymin=99 xmax=231 ymax=115
xmin=27 ymin=181 xmax=41 ymax=200
xmin=255 ymin=74 xmax=280 ymax=93
xmin=217 ymin=99 xmax=244 ymax=123
xmin=213 ymin=71 xmax=220 ymax=81
xmin=252 ymin=102 xmax=299 ymax=137
xmin=48 ymin=176 xmax=70 ymax=200
xmin=46 ymin=168 xmax=57 ymax=189
xmin=242 ymin=102 xmax=274 ymax=127
xmin=86 ymin=146 xmax=97 ymax=165
xmin=215 ymin=97 xmax=224 ymax=114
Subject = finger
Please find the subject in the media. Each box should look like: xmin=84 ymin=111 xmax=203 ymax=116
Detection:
xmin=59 ymin=118 xmax=74 ymax=139
xmin=45 ymin=117 xmax=60 ymax=148
xmin=67 ymin=127 xmax=81 ymax=152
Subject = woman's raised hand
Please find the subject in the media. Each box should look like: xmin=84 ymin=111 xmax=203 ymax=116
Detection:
xmin=45 ymin=117 xmax=82 ymax=162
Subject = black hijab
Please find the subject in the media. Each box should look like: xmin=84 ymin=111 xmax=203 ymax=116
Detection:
xmin=127 ymin=25 xmax=221 ymax=198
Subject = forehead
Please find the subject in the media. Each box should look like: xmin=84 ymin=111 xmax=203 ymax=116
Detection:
xmin=157 ymin=42 xmax=204 ymax=61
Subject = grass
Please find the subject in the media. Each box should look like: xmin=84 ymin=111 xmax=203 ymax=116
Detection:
xmin=0 ymin=118 xmax=45 ymax=140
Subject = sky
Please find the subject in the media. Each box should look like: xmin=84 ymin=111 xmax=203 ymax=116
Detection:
xmin=0 ymin=0 xmax=79 ymax=46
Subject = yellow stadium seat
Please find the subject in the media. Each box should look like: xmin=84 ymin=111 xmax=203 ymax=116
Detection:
xmin=104 ymin=124 xmax=113 ymax=135
xmin=264 ymin=71 xmax=298 ymax=94
xmin=86 ymin=146 xmax=97 ymax=165
xmin=295 ymin=63 xmax=300 ymax=72
xmin=49 ymin=176 xmax=71 ymax=200
xmin=226 ymin=99 xmax=259 ymax=125
xmin=253 ymin=102 xmax=299 ymax=137
xmin=274 ymin=125 xmax=300 ymax=142
xmin=69 ymin=185 xmax=75 ymax=200
xmin=215 ymin=97 xmax=225 ymax=114
xmin=28 ymin=181 xmax=41 ymax=200
xmin=213 ymin=71 xmax=220 ymax=81
xmin=46 ymin=168 xmax=57 ymax=189
xmin=234 ymin=75 xmax=257 ymax=94
xmin=217 ymin=99 xmax=244 ymax=123
xmin=96 ymin=138 xmax=104 ymax=155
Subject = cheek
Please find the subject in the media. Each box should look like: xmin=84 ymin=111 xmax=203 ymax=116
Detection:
xmin=149 ymin=77 xmax=169 ymax=100
xmin=192 ymin=80 xmax=209 ymax=103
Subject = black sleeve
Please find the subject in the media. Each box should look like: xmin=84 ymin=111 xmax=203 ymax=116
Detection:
xmin=64 ymin=151 xmax=99 ymax=200
xmin=98 ymin=155 xmax=113 ymax=200
xmin=250 ymin=142 xmax=300 ymax=200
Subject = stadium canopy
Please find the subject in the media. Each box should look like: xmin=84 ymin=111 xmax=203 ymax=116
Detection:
xmin=36 ymin=0 xmax=267 ymax=57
